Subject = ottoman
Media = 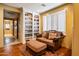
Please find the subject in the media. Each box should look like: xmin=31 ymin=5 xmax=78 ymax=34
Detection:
xmin=26 ymin=40 xmax=47 ymax=55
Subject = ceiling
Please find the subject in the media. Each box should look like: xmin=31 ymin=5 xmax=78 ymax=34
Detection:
xmin=4 ymin=3 xmax=64 ymax=13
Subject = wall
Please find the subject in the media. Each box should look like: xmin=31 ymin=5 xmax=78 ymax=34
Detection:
xmin=18 ymin=8 xmax=25 ymax=44
xmin=3 ymin=4 xmax=20 ymax=13
xmin=72 ymin=4 xmax=79 ymax=56
xmin=40 ymin=4 xmax=73 ymax=49
xmin=0 ymin=4 xmax=4 ymax=47
xmin=0 ymin=3 xmax=21 ymax=47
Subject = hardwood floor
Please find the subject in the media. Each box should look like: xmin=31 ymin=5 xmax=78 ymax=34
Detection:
xmin=0 ymin=43 xmax=71 ymax=56
xmin=4 ymin=37 xmax=16 ymax=45
xmin=4 ymin=37 xmax=12 ymax=45
xmin=0 ymin=43 xmax=56 ymax=56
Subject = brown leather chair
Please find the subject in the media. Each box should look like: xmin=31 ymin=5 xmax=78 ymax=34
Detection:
xmin=36 ymin=31 xmax=65 ymax=51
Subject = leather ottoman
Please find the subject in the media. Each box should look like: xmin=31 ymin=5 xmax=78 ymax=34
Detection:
xmin=26 ymin=40 xmax=47 ymax=55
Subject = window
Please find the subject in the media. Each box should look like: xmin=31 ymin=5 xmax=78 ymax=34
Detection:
xmin=43 ymin=9 xmax=66 ymax=33
xmin=57 ymin=10 xmax=66 ymax=33
xmin=51 ymin=13 xmax=58 ymax=30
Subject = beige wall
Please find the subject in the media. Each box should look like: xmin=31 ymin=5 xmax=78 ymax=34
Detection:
xmin=0 ymin=4 xmax=4 ymax=47
xmin=18 ymin=8 xmax=26 ymax=44
xmin=3 ymin=4 xmax=20 ymax=13
xmin=40 ymin=4 xmax=73 ymax=49
xmin=72 ymin=4 xmax=79 ymax=56
xmin=18 ymin=9 xmax=24 ymax=43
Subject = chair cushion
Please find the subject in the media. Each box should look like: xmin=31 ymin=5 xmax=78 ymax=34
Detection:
xmin=48 ymin=32 xmax=57 ymax=40
xmin=42 ymin=32 xmax=49 ymax=39
xmin=37 ymin=38 xmax=54 ymax=46
xmin=27 ymin=40 xmax=47 ymax=53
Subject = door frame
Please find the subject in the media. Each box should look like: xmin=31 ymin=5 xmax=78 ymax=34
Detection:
xmin=3 ymin=9 xmax=20 ymax=45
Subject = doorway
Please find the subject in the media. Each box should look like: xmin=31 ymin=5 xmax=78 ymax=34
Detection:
xmin=3 ymin=10 xmax=19 ymax=46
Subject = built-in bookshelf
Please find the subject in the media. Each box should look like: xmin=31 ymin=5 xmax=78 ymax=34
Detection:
xmin=24 ymin=12 xmax=39 ymax=39
xmin=25 ymin=13 xmax=33 ymax=39
xmin=33 ymin=15 xmax=39 ymax=37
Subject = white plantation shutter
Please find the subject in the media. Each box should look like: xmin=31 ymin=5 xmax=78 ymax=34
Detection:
xmin=43 ymin=9 xmax=66 ymax=33
xmin=47 ymin=15 xmax=51 ymax=31
xmin=51 ymin=14 xmax=58 ymax=30
xmin=57 ymin=10 xmax=66 ymax=33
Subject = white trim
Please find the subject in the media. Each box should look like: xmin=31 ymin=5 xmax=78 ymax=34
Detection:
xmin=22 ymin=8 xmax=26 ymax=44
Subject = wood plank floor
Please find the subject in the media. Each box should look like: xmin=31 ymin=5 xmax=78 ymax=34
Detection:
xmin=0 ymin=43 xmax=56 ymax=56
xmin=4 ymin=37 xmax=16 ymax=45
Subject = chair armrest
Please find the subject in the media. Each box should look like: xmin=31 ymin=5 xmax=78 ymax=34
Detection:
xmin=53 ymin=37 xmax=60 ymax=42
xmin=53 ymin=36 xmax=65 ymax=42
xmin=36 ymin=33 xmax=42 ymax=38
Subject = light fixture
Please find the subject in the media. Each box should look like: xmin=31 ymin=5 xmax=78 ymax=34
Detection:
xmin=41 ymin=4 xmax=46 ymax=7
